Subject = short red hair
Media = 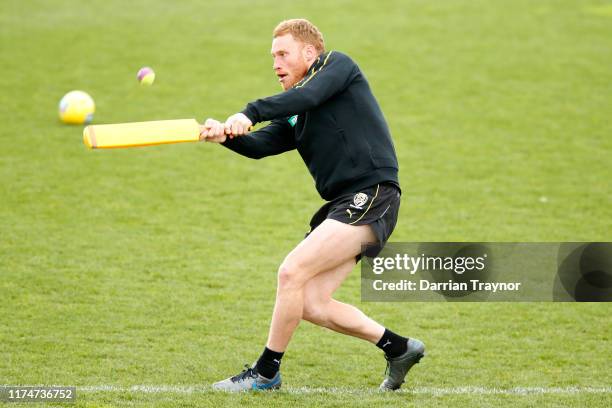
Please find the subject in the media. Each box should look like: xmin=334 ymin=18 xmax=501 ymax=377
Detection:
xmin=273 ymin=19 xmax=325 ymax=54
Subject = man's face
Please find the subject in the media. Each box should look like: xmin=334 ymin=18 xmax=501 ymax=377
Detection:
xmin=271 ymin=34 xmax=313 ymax=90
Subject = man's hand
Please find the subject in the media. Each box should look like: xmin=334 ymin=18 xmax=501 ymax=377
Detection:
xmin=224 ymin=113 xmax=253 ymax=137
xmin=199 ymin=118 xmax=227 ymax=143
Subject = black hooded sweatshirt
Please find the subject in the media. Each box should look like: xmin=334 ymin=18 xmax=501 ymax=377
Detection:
xmin=222 ymin=50 xmax=399 ymax=201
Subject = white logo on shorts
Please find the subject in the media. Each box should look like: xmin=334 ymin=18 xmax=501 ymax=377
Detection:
xmin=350 ymin=193 xmax=368 ymax=209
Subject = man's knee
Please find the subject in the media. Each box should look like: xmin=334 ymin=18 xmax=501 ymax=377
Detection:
xmin=277 ymin=258 xmax=309 ymax=291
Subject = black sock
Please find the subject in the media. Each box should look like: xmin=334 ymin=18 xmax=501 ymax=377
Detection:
xmin=255 ymin=347 xmax=284 ymax=379
xmin=376 ymin=329 xmax=408 ymax=358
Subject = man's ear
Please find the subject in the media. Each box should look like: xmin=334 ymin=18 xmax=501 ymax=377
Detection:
xmin=303 ymin=44 xmax=317 ymax=63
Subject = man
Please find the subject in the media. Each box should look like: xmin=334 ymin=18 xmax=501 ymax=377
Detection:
xmin=200 ymin=19 xmax=424 ymax=392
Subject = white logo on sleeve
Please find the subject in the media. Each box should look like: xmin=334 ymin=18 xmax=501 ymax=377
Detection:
xmin=350 ymin=193 xmax=368 ymax=209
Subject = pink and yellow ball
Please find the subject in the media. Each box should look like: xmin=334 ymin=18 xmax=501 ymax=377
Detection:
xmin=137 ymin=67 xmax=155 ymax=86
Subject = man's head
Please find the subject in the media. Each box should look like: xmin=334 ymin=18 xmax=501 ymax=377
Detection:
xmin=271 ymin=19 xmax=325 ymax=90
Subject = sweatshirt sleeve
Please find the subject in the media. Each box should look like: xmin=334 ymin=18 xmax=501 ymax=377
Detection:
xmin=241 ymin=51 xmax=358 ymax=124
xmin=221 ymin=118 xmax=296 ymax=159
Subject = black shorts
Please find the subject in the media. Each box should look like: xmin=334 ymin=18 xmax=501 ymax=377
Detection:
xmin=305 ymin=182 xmax=401 ymax=260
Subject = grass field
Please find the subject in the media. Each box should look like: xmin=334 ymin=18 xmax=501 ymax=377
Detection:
xmin=1 ymin=0 xmax=611 ymax=406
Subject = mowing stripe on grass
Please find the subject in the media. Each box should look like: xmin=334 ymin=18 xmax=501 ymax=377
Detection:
xmin=11 ymin=385 xmax=608 ymax=396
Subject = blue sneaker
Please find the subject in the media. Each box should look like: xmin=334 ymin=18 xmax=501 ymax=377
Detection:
xmin=212 ymin=364 xmax=282 ymax=392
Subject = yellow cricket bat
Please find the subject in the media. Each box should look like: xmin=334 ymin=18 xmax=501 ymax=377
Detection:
xmin=83 ymin=119 xmax=200 ymax=149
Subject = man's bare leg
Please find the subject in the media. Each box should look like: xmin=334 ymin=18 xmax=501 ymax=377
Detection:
xmin=302 ymin=259 xmax=385 ymax=342
xmin=298 ymin=251 xmax=425 ymax=392
xmin=266 ymin=219 xmax=377 ymax=351
xmin=212 ymin=219 xmax=424 ymax=392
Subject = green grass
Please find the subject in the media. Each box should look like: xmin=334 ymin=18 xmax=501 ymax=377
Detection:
xmin=1 ymin=0 xmax=611 ymax=406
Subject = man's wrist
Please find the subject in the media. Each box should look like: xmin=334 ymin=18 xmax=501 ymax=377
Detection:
xmin=241 ymin=106 xmax=258 ymax=125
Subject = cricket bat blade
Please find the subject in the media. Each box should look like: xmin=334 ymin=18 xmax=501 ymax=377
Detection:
xmin=83 ymin=119 xmax=200 ymax=149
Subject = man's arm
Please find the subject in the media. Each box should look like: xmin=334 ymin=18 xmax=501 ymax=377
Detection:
xmin=242 ymin=51 xmax=358 ymax=125
xmin=202 ymin=118 xmax=295 ymax=160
